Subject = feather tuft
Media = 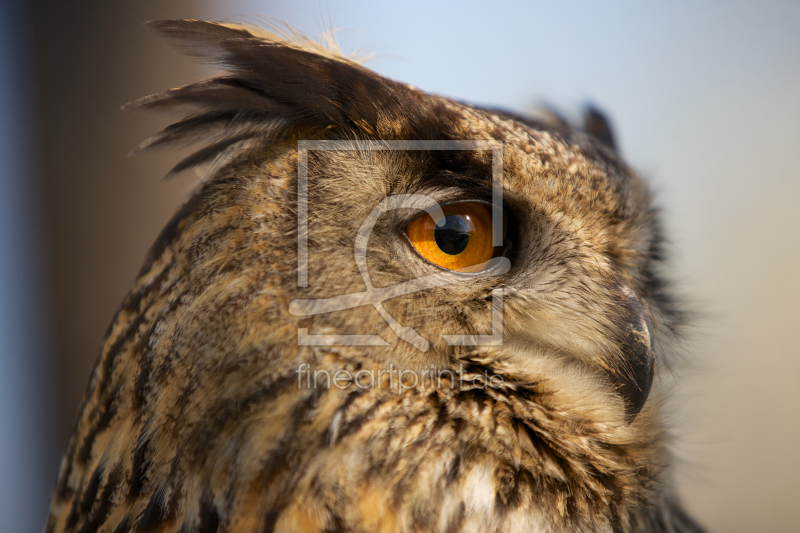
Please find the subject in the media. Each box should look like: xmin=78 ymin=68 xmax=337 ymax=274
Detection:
xmin=126 ymin=19 xmax=423 ymax=177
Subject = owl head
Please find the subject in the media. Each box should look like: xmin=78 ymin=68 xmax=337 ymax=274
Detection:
xmin=45 ymin=19 xmax=698 ymax=533
xmin=128 ymin=19 xmax=675 ymax=423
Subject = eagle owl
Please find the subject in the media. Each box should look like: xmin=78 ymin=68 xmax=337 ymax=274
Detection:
xmin=46 ymin=20 xmax=703 ymax=533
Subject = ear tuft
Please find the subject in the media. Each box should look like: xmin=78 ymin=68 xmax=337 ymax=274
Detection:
xmin=583 ymin=104 xmax=617 ymax=151
xmin=126 ymin=19 xmax=437 ymax=177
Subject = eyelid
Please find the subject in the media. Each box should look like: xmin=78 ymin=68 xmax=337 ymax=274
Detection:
xmin=396 ymin=198 xmax=500 ymax=229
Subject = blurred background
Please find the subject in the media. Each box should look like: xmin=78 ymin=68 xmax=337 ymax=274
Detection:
xmin=2 ymin=1 xmax=797 ymax=531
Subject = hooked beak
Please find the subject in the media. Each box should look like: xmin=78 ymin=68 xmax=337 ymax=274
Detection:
xmin=612 ymin=283 xmax=655 ymax=422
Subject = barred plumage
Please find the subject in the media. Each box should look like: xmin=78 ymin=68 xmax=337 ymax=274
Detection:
xmin=46 ymin=20 xmax=702 ymax=533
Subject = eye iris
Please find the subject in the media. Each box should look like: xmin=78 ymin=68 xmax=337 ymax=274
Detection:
xmin=434 ymin=215 xmax=471 ymax=255
xmin=405 ymin=202 xmax=496 ymax=272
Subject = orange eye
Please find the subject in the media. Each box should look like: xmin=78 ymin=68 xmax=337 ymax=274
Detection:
xmin=406 ymin=202 xmax=497 ymax=272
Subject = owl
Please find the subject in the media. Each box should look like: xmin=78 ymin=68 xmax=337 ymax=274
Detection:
xmin=46 ymin=20 xmax=704 ymax=533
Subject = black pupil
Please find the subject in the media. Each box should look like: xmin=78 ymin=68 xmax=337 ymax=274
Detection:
xmin=434 ymin=215 xmax=471 ymax=255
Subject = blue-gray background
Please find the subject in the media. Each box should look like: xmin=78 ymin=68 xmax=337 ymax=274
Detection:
xmin=2 ymin=1 xmax=797 ymax=531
